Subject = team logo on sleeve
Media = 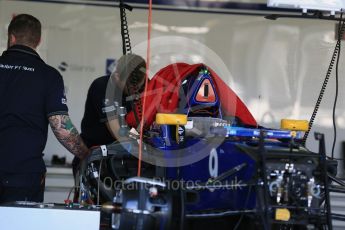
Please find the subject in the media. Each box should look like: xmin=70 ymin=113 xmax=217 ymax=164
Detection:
xmin=61 ymin=98 xmax=67 ymax=105
xmin=102 ymin=98 xmax=116 ymax=114
xmin=61 ymin=87 xmax=68 ymax=104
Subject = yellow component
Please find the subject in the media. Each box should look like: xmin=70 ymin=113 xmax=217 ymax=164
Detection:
xmin=290 ymin=131 xmax=297 ymax=138
xmin=275 ymin=208 xmax=291 ymax=221
xmin=176 ymin=125 xmax=180 ymax=144
xmin=281 ymin=119 xmax=309 ymax=132
xmin=155 ymin=113 xmax=187 ymax=125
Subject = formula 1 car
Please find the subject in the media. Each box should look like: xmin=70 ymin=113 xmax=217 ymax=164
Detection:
xmin=78 ymin=63 xmax=336 ymax=230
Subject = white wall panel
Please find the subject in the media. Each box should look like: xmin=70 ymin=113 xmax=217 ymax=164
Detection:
xmin=1 ymin=0 xmax=345 ymax=174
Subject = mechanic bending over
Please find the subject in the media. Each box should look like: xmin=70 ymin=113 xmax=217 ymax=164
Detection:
xmin=72 ymin=54 xmax=146 ymax=171
xmin=81 ymin=54 xmax=146 ymax=147
xmin=0 ymin=14 xmax=90 ymax=203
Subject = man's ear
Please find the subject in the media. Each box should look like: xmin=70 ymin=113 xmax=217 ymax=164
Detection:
xmin=8 ymin=34 xmax=16 ymax=47
xmin=37 ymin=37 xmax=42 ymax=47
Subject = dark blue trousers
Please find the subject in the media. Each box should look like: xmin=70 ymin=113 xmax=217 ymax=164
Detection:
xmin=0 ymin=173 xmax=45 ymax=203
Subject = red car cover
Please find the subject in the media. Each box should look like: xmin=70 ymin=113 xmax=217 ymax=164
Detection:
xmin=126 ymin=63 xmax=257 ymax=128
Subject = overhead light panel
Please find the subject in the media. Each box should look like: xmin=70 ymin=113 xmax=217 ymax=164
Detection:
xmin=267 ymin=0 xmax=345 ymax=15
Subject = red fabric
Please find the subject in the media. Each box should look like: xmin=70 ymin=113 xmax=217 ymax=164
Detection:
xmin=126 ymin=63 xmax=257 ymax=128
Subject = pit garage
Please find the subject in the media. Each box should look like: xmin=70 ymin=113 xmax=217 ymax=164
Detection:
xmin=1 ymin=1 xmax=345 ymax=229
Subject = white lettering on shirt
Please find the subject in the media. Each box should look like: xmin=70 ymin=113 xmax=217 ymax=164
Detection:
xmin=0 ymin=63 xmax=35 ymax=72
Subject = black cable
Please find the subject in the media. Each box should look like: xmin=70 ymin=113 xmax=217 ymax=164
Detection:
xmin=125 ymin=77 xmax=142 ymax=128
xmin=303 ymin=11 xmax=345 ymax=146
xmin=119 ymin=0 xmax=133 ymax=55
xmin=329 ymin=174 xmax=345 ymax=187
xmin=315 ymin=133 xmax=333 ymax=230
xmin=118 ymin=1 xmax=144 ymax=131
xmin=258 ymin=131 xmax=270 ymax=230
xmin=97 ymin=159 xmax=104 ymax=205
xmin=233 ymin=185 xmax=253 ymax=230
xmin=327 ymin=156 xmax=344 ymax=161
xmin=331 ymin=16 xmax=345 ymax=159
xmin=179 ymin=185 xmax=185 ymax=230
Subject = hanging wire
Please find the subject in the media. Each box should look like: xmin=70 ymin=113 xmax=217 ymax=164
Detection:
xmin=138 ymin=0 xmax=153 ymax=177
xmin=97 ymin=159 xmax=104 ymax=205
xmin=331 ymin=14 xmax=345 ymax=158
xmin=119 ymin=0 xmax=133 ymax=55
xmin=302 ymin=11 xmax=345 ymax=148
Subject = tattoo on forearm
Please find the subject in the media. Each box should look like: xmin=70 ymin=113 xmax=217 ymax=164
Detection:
xmin=49 ymin=115 xmax=89 ymax=159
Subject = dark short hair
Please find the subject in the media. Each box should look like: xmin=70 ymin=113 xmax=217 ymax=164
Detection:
xmin=8 ymin=14 xmax=41 ymax=48
xmin=115 ymin=54 xmax=146 ymax=86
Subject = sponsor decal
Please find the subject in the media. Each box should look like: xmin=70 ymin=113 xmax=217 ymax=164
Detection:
xmin=58 ymin=62 xmax=68 ymax=72
xmin=58 ymin=61 xmax=95 ymax=73
xmin=102 ymin=105 xmax=116 ymax=113
xmin=106 ymin=58 xmax=116 ymax=75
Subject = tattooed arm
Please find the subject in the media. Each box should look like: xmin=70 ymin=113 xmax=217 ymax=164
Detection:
xmin=48 ymin=114 xmax=90 ymax=159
